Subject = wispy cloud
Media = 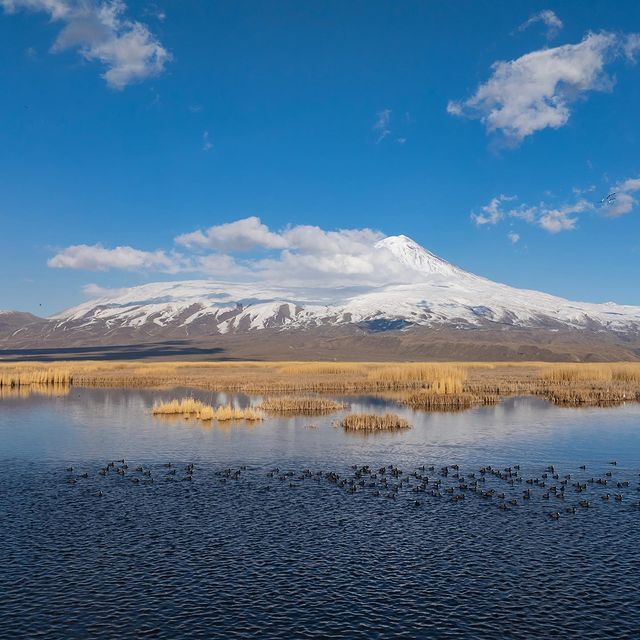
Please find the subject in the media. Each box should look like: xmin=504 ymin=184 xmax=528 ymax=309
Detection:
xmin=373 ymin=109 xmax=391 ymax=143
xmin=1 ymin=0 xmax=170 ymax=89
xmin=372 ymin=109 xmax=410 ymax=145
xmin=48 ymin=244 xmax=182 ymax=271
xmin=202 ymin=130 xmax=213 ymax=151
xmin=82 ymin=283 xmax=128 ymax=297
xmin=472 ymin=194 xmax=594 ymax=233
xmin=517 ymin=9 xmax=563 ymax=39
xmin=471 ymin=195 xmax=518 ymax=226
xmin=448 ymin=31 xmax=639 ymax=144
xmin=507 ymin=231 xmax=520 ymax=244
xmin=536 ymin=202 xmax=590 ymax=232
xmin=624 ymin=33 xmax=640 ymax=62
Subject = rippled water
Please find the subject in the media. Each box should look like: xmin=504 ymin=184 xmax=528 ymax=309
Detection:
xmin=2 ymin=388 xmax=640 ymax=639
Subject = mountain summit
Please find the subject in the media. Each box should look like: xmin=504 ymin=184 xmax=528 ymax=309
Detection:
xmin=375 ymin=235 xmax=468 ymax=278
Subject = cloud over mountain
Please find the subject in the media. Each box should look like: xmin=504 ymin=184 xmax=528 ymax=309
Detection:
xmin=48 ymin=219 xmax=432 ymax=288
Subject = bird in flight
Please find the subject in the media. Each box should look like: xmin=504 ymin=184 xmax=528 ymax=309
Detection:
xmin=600 ymin=192 xmax=617 ymax=206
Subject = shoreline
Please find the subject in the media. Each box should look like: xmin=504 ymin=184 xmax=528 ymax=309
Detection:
xmin=1 ymin=360 xmax=639 ymax=410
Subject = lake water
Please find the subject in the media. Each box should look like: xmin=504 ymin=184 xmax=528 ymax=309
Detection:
xmin=1 ymin=388 xmax=640 ymax=639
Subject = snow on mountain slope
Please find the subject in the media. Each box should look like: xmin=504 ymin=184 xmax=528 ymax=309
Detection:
xmin=374 ymin=235 xmax=471 ymax=278
xmin=48 ymin=236 xmax=640 ymax=335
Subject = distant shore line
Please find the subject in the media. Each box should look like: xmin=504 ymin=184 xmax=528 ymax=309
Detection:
xmin=1 ymin=361 xmax=640 ymax=410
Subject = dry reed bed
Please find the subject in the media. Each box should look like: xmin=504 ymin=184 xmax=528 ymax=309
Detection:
xmin=0 ymin=368 xmax=71 ymax=388
xmin=257 ymin=396 xmax=345 ymax=414
xmin=541 ymin=388 xmax=637 ymax=407
xmin=532 ymin=364 xmax=640 ymax=406
xmin=152 ymin=398 xmax=262 ymax=422
xmin=340 ymin=413 xmax=411 ymax=431
xmin=54 ymin=362 xmax=473 ymax=394
xmin=403 ymin=390 xmax=499 ymax=411
xmin=2 ymin=361 xmax=640 ymax=409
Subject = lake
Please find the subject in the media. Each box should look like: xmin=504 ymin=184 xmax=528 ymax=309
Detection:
xmin=1 ymin=388 xmax=640 ymax=639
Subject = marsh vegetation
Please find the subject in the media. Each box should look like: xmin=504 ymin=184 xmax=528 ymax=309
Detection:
xmin=339 ymin=413 xmax=411 ymax=431
xmin=257 ymin=396 xmax=345 ymax=414
xmin=0 ymin=368 xmax=71 ymax=388
xmin=1 ymin=361 xmax=640 ymax=412
xmin=152 ymin=398 xmax=263 ymax=422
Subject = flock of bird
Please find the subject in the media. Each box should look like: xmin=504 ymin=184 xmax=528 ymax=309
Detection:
xmin=65 ymin=459 xmax=640 ymax=519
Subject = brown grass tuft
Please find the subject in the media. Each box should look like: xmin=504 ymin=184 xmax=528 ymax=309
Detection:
xmin=152 ymin=398 xmax=262 ymax=422
xmin=339 ymin=413 xmax=410 ymax=431
xmin=403 ymin=390 xmax=498 ymax=411
xmin=257 ymin=396 xmax=345 ymax=414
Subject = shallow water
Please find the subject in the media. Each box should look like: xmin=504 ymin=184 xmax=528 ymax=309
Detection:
xmin=1 ymin=388 xmax=640 ymax=639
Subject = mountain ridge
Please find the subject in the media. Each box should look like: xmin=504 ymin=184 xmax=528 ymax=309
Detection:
xmin=2 ymin=235 xmax=639 ymax=361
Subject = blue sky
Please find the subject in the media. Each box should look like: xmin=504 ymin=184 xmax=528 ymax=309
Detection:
xmin=1 ymin=0 xmax=639 ymax=314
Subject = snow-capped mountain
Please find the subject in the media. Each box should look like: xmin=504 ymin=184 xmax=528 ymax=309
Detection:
xmin=43 ymin=235 xmax=640 ymax=336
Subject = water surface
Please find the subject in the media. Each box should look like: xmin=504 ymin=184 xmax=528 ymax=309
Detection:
xmin=1 ymin=389 xmax=640 ymax=639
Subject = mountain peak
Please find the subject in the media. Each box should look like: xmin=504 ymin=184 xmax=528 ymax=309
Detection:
xmin=375 ymin=235 xmax=465 ymax=277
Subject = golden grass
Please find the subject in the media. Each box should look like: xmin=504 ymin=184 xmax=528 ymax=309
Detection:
xmin=403 ymin=390 xmax=499 ymax=411
xmin=2 ymin=360 xmax=640 ymax=410
xmin=257 ymin=396 xmax=345 ymax=414
xmin=367 ymin=363 xmax=466 ymax=386
xmin=534 ymin=363 xmax=640 ymax=406
xmin=152 ymin=398 xmax=262 ymax=422
xmin=59 ymin=361 xmax=474 ymax=394
xmin=152 ymin=397 xmax=208 ymax=416
xmin=277 ymin=362 xmax=368 ymax=376
xmin=0 ymin=368 xmax=71 ymax=388
xmin=539 ymin=363 xmax=640 ymax=384
xmin=340 ymin=413 xmax=411 ymax=431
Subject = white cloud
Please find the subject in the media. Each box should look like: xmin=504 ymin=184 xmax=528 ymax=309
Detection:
xmin=537 ymin=203 xmax=586 ymax=233
xmin=251 ymin=226 xmax=418 ymax=287
xmin=82 ymin=283 xmax=128 ymax=297
xmin=202 ymin=130 xmax=213 ymax=151
xmin=448 ymin=32 xmax=637 ymax=143
xmin=605 ymin=176 xmax=640 ymax=217
xmin=47 ymin=219 xmax=433 ymax=288
xmin=624 ymin=33 xmax=640 ymax=62
xmin=471 ymin=194 xmax=517 ymax=225
xmin=473 ymin=195 xmax=593 ymax=233
xmin=1 ymin=0 xmax=170 ymax=89
xmin=174 ymin=218 xmax=398 ymax=285
xmin=195 ymin=254 xmax=246 ymax=275
xmin=507 ymin=232 xmax=520 ymax=244
xmin=48 ymin=244 xmax=181 ymax=271
xmin=518 ymin=10 xmax=563 ymax=39
xmin=373 ymin=109 xmax=391 ymax=143
xmin=2 ymin=0 xmax=69 ymax=19
xmin=176 ymin=216 xmax=289 ymax=252
xmin=283 ymin=225 xmax=382 ymax=254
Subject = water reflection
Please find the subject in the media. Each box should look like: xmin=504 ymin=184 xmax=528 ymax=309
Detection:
xmin=0 ymin=382 xmax=70 ymax=399
xmin=1 ymin=388 xmax=639 ymax=468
